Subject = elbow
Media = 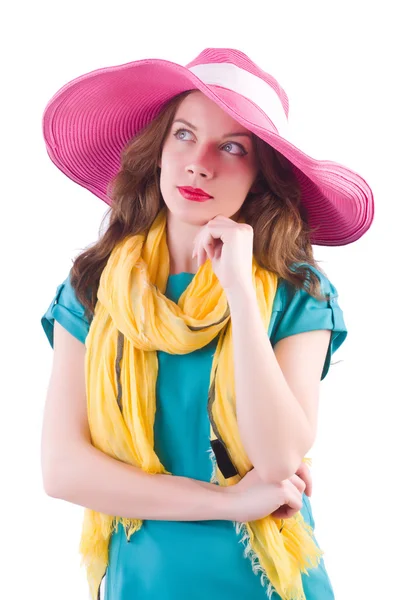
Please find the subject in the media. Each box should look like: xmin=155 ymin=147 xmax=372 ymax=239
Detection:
xmin=255 ymin=440 xmax=314 ymax=484
xmin=43 ymin=476 xmax=61 ymax=498
xmin=42 ymin=452 xmax=74 ymax=499
xmin=42 ymin=452 xmax=57 ymax=497
xmin=272 ymin=455 xmax=307 ymax=482
xmin=277 ymin=422 xmax=315 ymax=480
xmin=42 ymin=465 xmax=62 ymax=498
xmin=255 ymin=460 xmax=300 ymax=484
xmin=242 ymin=415 xmax=315 ymax=483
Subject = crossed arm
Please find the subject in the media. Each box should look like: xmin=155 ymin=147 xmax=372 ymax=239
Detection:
xmin=227 ymin=286 xmax=331 ymax=484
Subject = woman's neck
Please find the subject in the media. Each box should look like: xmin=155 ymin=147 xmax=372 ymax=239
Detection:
xmin=166 ymin=211 xmax=201 ymax=275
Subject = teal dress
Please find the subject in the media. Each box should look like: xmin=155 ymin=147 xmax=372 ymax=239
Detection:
xmin=41 ymin=263 xmax=347 ymax=600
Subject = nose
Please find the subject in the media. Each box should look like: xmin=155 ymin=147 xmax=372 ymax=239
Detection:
xmin=185 ymin=146 xmax=214 ymax=179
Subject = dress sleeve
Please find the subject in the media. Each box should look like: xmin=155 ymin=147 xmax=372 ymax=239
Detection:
xmin=269 ymin=264 xmax=348 ymax=381
xmin=41 ymin=270 xmax=90 ymax=349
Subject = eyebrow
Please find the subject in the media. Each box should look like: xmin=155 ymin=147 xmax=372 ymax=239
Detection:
xmin=173 ymin=118 xmax=253 ymax=140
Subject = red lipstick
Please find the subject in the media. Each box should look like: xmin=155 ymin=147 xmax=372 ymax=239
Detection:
xmin=177 ymin=186 xmax=213 ymax=202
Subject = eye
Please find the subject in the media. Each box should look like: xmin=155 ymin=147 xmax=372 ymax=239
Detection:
xmin=173 ymin=128 xmax=194 ymax=141
xmin=222 ymin=142 xmax=248 ymax=156
xmin=173 ymin=128 xmax=248 ymax=156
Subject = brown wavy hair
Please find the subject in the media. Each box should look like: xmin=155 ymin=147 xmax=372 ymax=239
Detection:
xmin=70 ymin=90 xmax=330 ymax=323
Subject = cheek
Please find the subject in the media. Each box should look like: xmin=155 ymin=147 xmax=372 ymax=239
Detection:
xmin=160 ymin=147 xmax=182 ymax=177
xmin=222 ymin=163 xmax=256 ymax=191
xmin=159 ymin=160 xmax=175 ymax=188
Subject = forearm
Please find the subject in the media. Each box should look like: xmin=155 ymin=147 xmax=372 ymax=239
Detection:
xmin=227 ymin=287 xmax=313 ymax=482
xmin=44 ymin=442 xmax=232 ymax=522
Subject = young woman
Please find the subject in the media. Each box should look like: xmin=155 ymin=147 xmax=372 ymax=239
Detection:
xmin=40 ymin=48 xmax=374 ymax=600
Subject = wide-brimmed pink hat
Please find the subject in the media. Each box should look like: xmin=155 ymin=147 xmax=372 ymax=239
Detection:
xmin=42 ymin=47 xmax=374 ymax=246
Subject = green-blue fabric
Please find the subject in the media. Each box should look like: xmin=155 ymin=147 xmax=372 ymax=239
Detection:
xmin=41 ymin=264 xmax=347 ymax=599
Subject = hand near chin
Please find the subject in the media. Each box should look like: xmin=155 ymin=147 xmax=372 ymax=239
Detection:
xmin=192 ymin=214 xmax=254 ymax=293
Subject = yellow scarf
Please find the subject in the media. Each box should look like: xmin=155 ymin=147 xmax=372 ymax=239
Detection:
xmin=79 ymin=207 xmax=323 ymax=600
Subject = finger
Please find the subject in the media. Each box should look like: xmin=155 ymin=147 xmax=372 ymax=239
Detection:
xmin=289 ymin=473 xmax=306 ymax=494
xmin=295 ymin=462 xmax=312 ymax=497
xmin=284 ymin=482 xmax=303 ymax=514
xmin=272 ymin=481 xmax=303 ymax=520
xmin=214 ymin=244 xmax=222 ymax=260
xmin=273 ymin=505 xmax=300 ymax=520
xmin=206 ymin=222 xmax=232 ymax=243
xmin=275 ymin=493 xmax=302 ymax=519
xmin=197 ymin=245 xmax=208 ymax=267
xmin=272 ymin=497 xmax=302 ymax=519
xmin=211 ymin=214 xmax=232 ymax=223
xmin=272 ymin=480 xmax=305 ymax=520
xmin=202 ymin=236 xmax=216 ymax=260
xmin=194 ymin=232 xmax=207 ymax=266
xmin=282 ymin=504 xmax=302 ymax=519
xmin=201 ymin=230 xmax=220 ymax=263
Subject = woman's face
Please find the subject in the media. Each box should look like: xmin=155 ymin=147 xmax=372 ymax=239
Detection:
xmin=159 ymin=91 xmax=259 ymax=226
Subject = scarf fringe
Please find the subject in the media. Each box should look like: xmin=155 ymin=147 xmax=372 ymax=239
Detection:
xmin=79 ymin=509 xmax=144 ymax=600
xmin=206 ymin=446 xmax=278 ymax=599
xmin=206 ymin=446 xmax=323 ymax=600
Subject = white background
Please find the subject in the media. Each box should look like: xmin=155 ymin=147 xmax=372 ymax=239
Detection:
xmin=2 ymin=1 xmax=396 ymax=599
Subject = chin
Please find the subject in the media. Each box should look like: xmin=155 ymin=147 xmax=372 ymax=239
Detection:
xmin=165 ymin=199 xmax=210 ymax=221
xmin=171 ymin=209 xmax=210 ymax=227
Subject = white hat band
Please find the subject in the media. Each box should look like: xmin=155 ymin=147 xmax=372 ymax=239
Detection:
xmin=188 ymin=62 xmax=288 ymax=137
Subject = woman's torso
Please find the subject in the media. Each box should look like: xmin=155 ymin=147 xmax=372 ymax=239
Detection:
xmin=104 ymin=272 xmax=335 ymax=600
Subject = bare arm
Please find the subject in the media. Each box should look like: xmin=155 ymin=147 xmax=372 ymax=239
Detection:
xmin=48 ymin=441 xmax=232 ymax=521
xmin=41 ymin=321 xmax=233 ymax=521
xmin=226 ymin=287 xmax=316 ymax=482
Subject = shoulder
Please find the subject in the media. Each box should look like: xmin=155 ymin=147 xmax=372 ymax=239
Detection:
xmin=275 ymin=262 xmax=337 ymax=309
xmin=41 ymin=269 xmax=90 ymax=349
xmin=269 ymin=262 xmax=348 ymax=380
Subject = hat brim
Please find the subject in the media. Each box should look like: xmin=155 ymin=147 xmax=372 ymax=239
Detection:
xmin=42 ymin=58 xmax=374 ymax=246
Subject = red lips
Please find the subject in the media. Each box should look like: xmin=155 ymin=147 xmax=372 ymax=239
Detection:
xmin=178 ymin=186 xmax=213 ymax=199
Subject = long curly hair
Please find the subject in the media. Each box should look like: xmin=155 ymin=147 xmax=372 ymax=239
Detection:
xmin=69 ymin=90 xmax=329 ymax=321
